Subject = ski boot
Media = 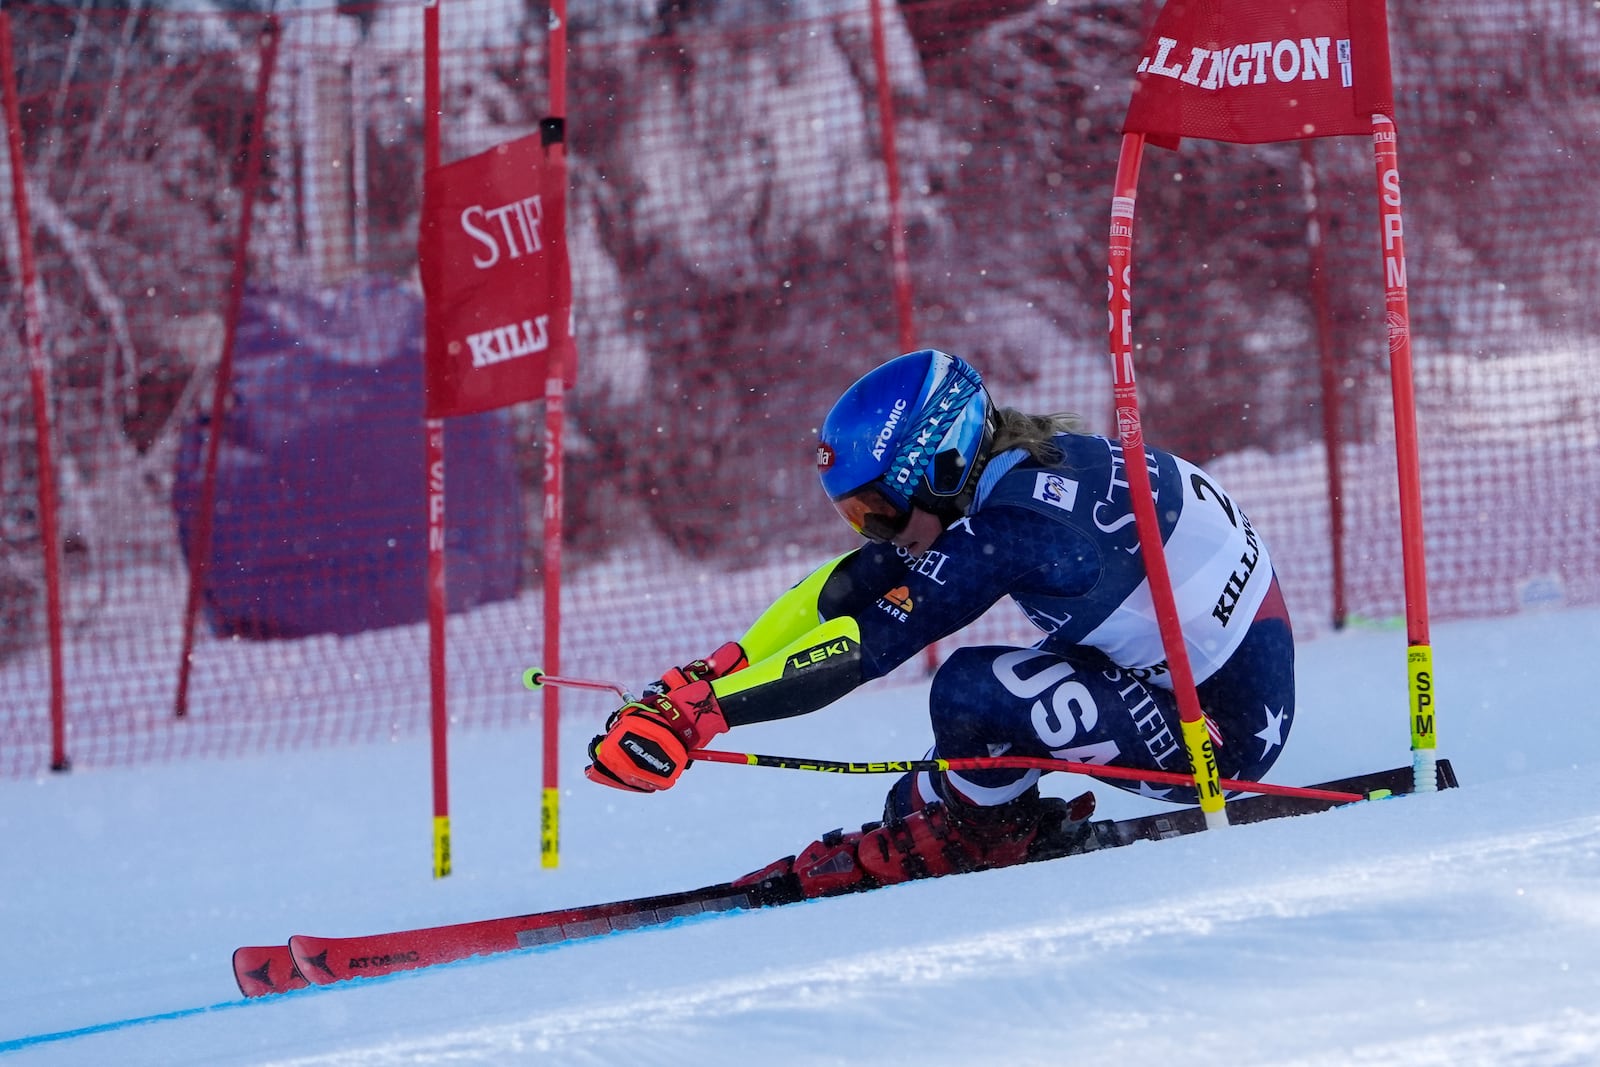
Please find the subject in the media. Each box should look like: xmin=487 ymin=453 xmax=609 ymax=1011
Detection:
xmin=857 ymin=788 xmax=1097 ymax=885
xmin=733 ymin=824 xmax=879 ymax=899
xmin=734 ymin=788 xmax=1097 ymax=899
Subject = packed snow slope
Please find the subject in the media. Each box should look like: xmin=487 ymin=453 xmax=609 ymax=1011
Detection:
xmin=3 ymin=604 xmax=1599 ymax=1066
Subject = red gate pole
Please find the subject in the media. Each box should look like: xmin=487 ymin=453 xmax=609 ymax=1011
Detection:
xmin=539 ymin=0 xmax=572 ymax=870
xmin=1369 ymin=114 xmax=1436 ymax=793
xmin=1 ymin=10 xmax=68 ymax=771
xmin=422 ymin=0 xmax=453 ymax=878
xmin=1106 ymin=133 xmax=1227 ymax=828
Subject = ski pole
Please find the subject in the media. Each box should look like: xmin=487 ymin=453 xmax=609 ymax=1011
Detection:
xmin=522 ymin=667 xmax=634 ymax=702
xmin=688 ymin=749 xmax=1367 ymax=804
xmin=522 ymin=667 xmax=1366 ymax=803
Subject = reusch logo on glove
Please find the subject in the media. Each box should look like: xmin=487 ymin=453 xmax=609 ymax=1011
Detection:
xmin=621 ymin=733 xmax=677 ymax=776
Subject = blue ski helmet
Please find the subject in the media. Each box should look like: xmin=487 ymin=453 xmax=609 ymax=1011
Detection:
xmin=816 ymin=350 xmax=995 ymax=540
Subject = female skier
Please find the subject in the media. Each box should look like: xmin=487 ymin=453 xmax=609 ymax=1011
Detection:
xmin=586 ymin=350 xmax=1294 ymax=890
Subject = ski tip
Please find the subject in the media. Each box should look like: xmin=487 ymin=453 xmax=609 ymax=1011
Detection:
xmin=286 ymin=935 xmax=342 ymax=986
xmin=233 ymin=944 xmax=308 ymax=997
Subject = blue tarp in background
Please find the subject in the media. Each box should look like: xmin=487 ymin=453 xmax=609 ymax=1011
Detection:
xmin=174 ymin=275 xmax=524 ymax=639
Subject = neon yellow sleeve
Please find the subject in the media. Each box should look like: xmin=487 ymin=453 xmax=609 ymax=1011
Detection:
xmin=712 ymin=615 xmax=864 ymax=728
xmin=734 ymin=552 xmax=855 ymax=663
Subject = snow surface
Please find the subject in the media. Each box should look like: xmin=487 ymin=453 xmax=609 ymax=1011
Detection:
xmin=4 ymin=604 xmax=1600 ymax=1066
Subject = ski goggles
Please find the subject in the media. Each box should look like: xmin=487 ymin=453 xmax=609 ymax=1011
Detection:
xmin=832 ymin=485 xmax=913 ymax=543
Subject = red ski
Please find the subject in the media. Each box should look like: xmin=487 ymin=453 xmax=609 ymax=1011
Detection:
xmin=233 ymin=877 xmax=797 ymax=997
xmin=288 ymin=876 xmax=792 ymax=990
xmin=234 ymin=760 xmax=1454 ymax=996
xmin=232 ymin=945 xmax=308 ymax=997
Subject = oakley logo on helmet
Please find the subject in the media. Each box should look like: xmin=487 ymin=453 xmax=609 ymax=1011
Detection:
xmin=889 ymin=376 xmax=980 ymax=492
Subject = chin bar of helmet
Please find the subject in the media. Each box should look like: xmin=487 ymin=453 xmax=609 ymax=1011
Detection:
xmin=524 ymin=667 xmax=1364 ymax=804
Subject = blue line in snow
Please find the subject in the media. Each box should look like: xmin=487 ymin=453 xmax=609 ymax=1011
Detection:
xmin=0 ymin=903 xmax=782 ymax=1055
xmin=0 ymin=997 xmax=258 ymax=1055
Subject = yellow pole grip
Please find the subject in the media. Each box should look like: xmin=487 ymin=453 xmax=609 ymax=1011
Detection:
xmin=432 ymin=815 xmax=451 ymax=879
xmin=541 ymin=787 xmax=560 ymax=868
xmin=1179 ymin=714 xmax=1229 ymax=825
xmin=1408 ymin=644 xmax=1435 ymax=751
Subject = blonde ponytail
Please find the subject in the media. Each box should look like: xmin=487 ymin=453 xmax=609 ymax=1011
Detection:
xmin=989 ymin=406 xmax=1080 ymax=464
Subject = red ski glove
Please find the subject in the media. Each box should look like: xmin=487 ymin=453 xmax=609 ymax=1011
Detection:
xmin=643 ymin=641 xmax=749 ymax=698
xmin=585 ymin=678 xmax=731 ymax=793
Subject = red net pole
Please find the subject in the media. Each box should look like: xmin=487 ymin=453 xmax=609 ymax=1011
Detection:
xmin=867 ymin=0 xmax=915 ymax=355
xmin=864 ymin=0 xmax=936 ymax=675
xmin=1106 ymin=132 xmax=1228 ymax=828
xmin=423 ymin=0 xmax=452 ymax=879
xmin=1300 ymin=140 xmax=1349 ymax=629
xmin=1 ymin=9 xmax=67 ymax=772
xmin=539 ymin=0 xmax=571 ymax=870
xmin=172 ymin=16 xmax=282 ymax=719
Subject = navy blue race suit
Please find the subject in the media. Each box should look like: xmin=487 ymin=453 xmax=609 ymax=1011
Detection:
xmin=710 ymin=433 xmax=1294 ymax=806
